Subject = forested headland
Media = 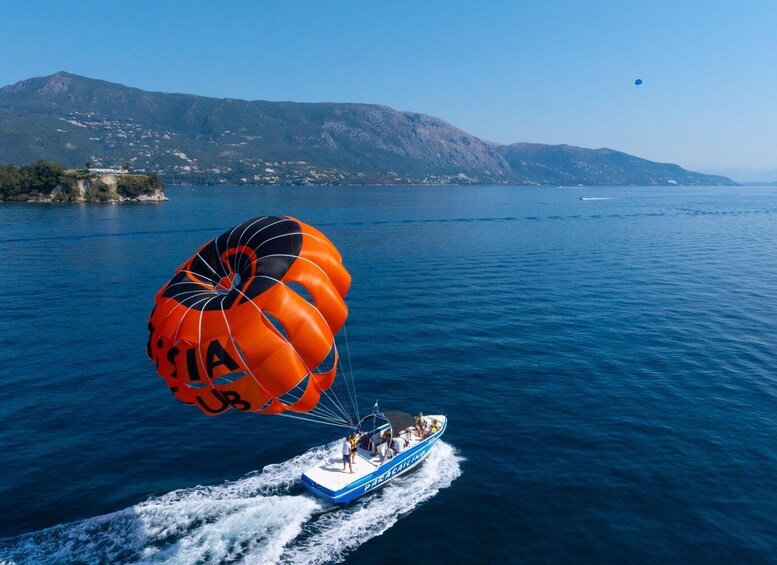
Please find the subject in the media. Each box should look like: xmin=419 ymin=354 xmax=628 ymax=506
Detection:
xmin=0 ymin=161 xmax=166 ymax=202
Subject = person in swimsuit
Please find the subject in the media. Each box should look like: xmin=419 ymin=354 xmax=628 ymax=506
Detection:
xmin=415 ymin=412 xmax=426 ymax=438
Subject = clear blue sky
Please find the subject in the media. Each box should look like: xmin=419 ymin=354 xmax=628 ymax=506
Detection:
xmin=2 ymin=0 xmax=776 ymax=175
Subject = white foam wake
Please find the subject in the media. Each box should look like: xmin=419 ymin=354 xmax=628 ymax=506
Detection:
xmin=0 ymin=441 xmax=462 ymax=564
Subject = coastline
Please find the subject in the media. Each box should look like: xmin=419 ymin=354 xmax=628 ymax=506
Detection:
xmin=0 ymin=163 xmax=167 ymax=203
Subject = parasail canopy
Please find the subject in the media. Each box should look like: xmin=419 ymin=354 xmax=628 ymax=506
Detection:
xmin=634 ymin=78 xmax=643 ymax=86
xmin=147 ymin=216 xmax=355 ymax=424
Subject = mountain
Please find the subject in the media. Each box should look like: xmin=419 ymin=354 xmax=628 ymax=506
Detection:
xmin=0 ymin=72 xmax=735 ymax=186
xmin=497 ymin=143 xmax=733 ymax=186
xmin=700 ymin=167 xmax=777 ymax=184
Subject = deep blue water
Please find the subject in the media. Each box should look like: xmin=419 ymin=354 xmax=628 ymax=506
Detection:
xmin=2 ymin=185 xmax=777 ymax=563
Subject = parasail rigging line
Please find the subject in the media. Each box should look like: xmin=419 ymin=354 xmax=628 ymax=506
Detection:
xmin=235 ymin=228 xmax=328 ymax=276
xmin=329 ymin=341 xmax=358 ymax=426
xmin=244 ymin=252 xmax=361 ymax=421
xmin=195 ymin=295 xmax=223 ymax=391
xmin=168 ymin=293 xmax=218 ymax=343
xmin=217 ymin=295 xmax=286 ymax=407
xmin=151 ymin=291 xmax=212 ymax=339
xmin=221 ymin=216 xmax=270 ymax=277
xmin=221 ymin=289 xmax=347 ymax=423
xmin=230 ymin=216 xmax=279 ymax=255
xmin=176 ymin=238 xmax=353 ymax=424
xmin=178 ymin=270 xmax=219 ymax=288
xmin=162 ymin=281 xmax=217 ymax=294
xmin=159 ymin=293 xmax=221 ymax=397
xmin=275 ymin=411 xmax=353 ymax=429
xmin=231 ymin=285 xmax=355 ymax=426
xmin=342 ymin=325 xmax=360 ymax=422
xmin=193 ymin=253 xmax=224 ymax=283
xmin=149 ymin=216 xmax=358 ymax=427
xmin=164 ymin=263 xmax=353 ymax=424
xmin=156 ymin=291 xmax=214 ymax=305
xmin=242 ymin=274 xmax=357 ymax=425
xmin=232 ymin=217 xmax=290 ymax=275
xmin=257 ymin=353 xmax=351 ymax=424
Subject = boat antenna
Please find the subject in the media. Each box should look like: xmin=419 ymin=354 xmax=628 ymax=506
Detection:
xmin=373 ymin=400 xmax=380 ymax=416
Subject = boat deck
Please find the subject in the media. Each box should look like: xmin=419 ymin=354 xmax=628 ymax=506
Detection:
xmin=303 ymin=415 xmax=444 ymax=492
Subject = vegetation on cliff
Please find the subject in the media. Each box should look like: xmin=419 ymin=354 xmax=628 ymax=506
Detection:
xmin=0 ymin=160 xmax=165 ymax=202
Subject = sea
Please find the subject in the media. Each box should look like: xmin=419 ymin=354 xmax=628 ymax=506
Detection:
xmin=1 ymin=184 xmax=777 ymax=563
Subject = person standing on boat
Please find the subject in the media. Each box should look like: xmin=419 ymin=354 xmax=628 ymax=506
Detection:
xmin=342 ymin=437 xmax=354 ymax=473
xmin=348 ymin=433 xmax=359 ymax=469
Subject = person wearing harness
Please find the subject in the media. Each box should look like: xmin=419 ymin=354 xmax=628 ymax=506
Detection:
xmin=348 ymin=433 xmax=359 ymax=468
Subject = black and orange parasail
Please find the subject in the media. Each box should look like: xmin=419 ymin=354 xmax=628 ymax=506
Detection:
xmin=147 ymin=216 xmax=351 ymax=418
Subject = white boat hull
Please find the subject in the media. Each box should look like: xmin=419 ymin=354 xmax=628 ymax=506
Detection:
xmin=301 ymin=415 xmax=447 ymax=504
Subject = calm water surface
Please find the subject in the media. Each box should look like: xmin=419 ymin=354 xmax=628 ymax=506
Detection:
xmin=1 ymin=185 xmax=777 ymax=562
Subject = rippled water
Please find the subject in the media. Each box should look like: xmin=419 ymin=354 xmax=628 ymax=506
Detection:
xmin=2 ymin=185 xmax=777 ymax=562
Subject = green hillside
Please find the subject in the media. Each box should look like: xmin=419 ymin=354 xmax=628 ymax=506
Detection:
xmin=0 ymin=72 xmax=736 ymax=186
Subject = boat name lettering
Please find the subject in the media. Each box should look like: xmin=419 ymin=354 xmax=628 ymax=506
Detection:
xmin=364 ymin=450 xmax=426 ymax=492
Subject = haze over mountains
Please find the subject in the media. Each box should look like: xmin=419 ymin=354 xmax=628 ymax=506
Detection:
xmin=0 ymin=72 xmax=735 ymax=186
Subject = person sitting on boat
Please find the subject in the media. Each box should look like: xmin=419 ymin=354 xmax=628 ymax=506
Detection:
xmin=429 ymin=419 xmax=441 ymax=434
xmin=342 ymin=437 xmax=354 ymax=473
xmin=368 ymin=431 xmax=380 ymax=454
xmin=374 ymin=429 xmax=392 ymax=457
xmin=415 ymin=412 xmax=426 ymax=438
xmin=391 ymin=434 xmax=408 ymax=456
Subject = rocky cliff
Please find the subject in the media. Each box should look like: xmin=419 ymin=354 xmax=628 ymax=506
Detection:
xmin=0 ymin=160 xmax=167 ymax=202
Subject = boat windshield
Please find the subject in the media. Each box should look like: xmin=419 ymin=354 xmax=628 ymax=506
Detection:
xmin=358 ymin=413 xmax=390 ymax=436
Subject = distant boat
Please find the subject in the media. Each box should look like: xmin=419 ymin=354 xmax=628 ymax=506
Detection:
xmin=580 ymin=197 xmax=613 ymax=201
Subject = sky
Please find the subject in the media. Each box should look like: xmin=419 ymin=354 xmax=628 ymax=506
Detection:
xmin=1 ymin=0 xmax=776 ymax=177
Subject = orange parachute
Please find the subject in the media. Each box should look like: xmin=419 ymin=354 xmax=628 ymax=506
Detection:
xmin=147 ymin=216 xmax=352 ymax=419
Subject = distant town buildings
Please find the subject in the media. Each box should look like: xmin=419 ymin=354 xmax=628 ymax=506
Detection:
xmin=83 ymin=167 xmax=129 ymax=174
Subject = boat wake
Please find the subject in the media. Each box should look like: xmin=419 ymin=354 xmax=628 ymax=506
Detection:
xmin=0 ymin=441 xmax=462 ymax=564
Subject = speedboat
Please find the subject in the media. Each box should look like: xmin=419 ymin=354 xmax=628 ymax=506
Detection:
xmin=301 ymin=410 xmax=447 ymax=504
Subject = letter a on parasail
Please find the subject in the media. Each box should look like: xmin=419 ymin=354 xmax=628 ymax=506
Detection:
xmin=147 ymin=216 xmax=351 ymax=419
